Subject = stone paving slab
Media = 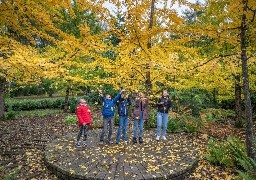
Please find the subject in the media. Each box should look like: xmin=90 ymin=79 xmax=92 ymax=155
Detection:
xmin=44 ymin=129 xmax=198 ymax=180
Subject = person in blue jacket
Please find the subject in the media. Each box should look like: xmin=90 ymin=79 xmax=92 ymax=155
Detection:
xmin=98 ymin=89 xmax=124 ymax=145
xmin=115 ymin=92 xmax=131 ymax=144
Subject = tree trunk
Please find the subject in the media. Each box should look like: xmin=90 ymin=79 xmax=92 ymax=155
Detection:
xmin=235 ymin=75 xmax=243 ymax=128
xmin=63 ymin=87 xmax=70 ymax=113
xmin=0 ymin=77 xmax=6 ymax=120
xmin=212 ymin=88 xmax=218 ymax=108
xmin=145 ymin=0 xmax=155 ymax=96
xmin=241 ymin=0 xmax=255 ymax=159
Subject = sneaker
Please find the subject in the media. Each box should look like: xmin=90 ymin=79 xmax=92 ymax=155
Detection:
xmin=107 ymin=140 xmax=113 ymax=144
xmin=99 ymin=141 xmax=103 ymax=145
xmin=76 ymin=142 xmax=81 ymax=147
xmin=83 ymin=142 xmax=87 ymax=147
xmin=156 ymin=136 xmax=160 ymax=141
xmin=162 ymin=136 xmax=167 ymax=140
xmin=139 ymin=137 xmax=143 ymax=144
xmin=133 ymin=137 xmax=137 ymax=144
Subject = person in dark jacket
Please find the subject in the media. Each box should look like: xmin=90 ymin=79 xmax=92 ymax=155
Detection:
xmin=98 ymin=89 xmax=124 ymax=145
xmin=156 ymin=90 xmax=172 ymax=141
xmin=116 ymin=93 xmax=131 ymax=144
xmin=132 ymin=92 xmax=149 ymax=144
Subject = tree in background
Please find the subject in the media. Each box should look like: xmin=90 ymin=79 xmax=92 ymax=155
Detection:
xmin=183 ymin=0 xmax=256 ymax=159
xmin=0 ymin=0 xmax=107 ymax=116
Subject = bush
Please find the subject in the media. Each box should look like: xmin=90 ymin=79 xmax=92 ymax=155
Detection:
xmin=4 ymin=111 xmax=17 ymax=120
xmin=64 ymin=115 xmax=78 ymax=124
xmin=5 ymin=97 xmax=81 ymax=112
xmin=144 ymin=109 xmax=157 ymax=130
xmin=205 ymin=136 xmax=247 ymax=167
xmin=170 ymin=88 xmax=215 ymax=116
xmin=236 ymin=158 xmax=256 ymax=180
xmin=200 ymin=108 xmax=235 ymax=124
xmin=168 ymin=114 xmax=202 ymax=133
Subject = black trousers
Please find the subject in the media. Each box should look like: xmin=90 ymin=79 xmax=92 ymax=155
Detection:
xmin=77 ymin=125 xmax=89 ymax=142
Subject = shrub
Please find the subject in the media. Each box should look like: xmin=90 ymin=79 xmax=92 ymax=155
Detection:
xmin=64 ymin=115 xmax=78 ymax=124
xmin=4 ymin=111 xmax=17 ymax=120
xmin=170 ymin=88 xmax=215 ymax=116
xmin=200 ymin=108 xmax=235 ymax=124
xmin=236 ymin=158 xmax=256 ymax=180
xmin=167 ymin=114 xmax=202 ymax=133
xmin=5 ymin=97 xmax=83 ymax=112
xmin=205 ymin=136 xmax=247 ymax=167
xmin=144 ymin=109 xmax=157 ymax=130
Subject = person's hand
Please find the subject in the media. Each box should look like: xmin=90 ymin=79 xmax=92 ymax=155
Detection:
xmin=98 ymin=89 xmax=102 ymax=93
xmin=83 ymin=122 xmax=86 ymax=126
xmin=125 ymin=94 xmax=129 ymax=99
xmin=98 ymin=89 xmax=103 ymax=96
xmin=159 ymin=102 xmax=164 ymax=105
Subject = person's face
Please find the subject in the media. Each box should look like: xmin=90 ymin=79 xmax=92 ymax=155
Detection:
xmin=163 ymin=91 xmax=168 ymax=97
xmin=80 ymin=100 xmax=86 ymax=105
xmin=106 ymin=94 xmax=111 ymax=100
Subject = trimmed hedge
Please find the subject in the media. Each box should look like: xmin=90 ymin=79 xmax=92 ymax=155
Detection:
xmin=5 ymin=97 xmax=79 ymax=112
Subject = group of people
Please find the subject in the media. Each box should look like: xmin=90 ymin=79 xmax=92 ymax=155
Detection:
xmin=75 ymin=89 xmax=172 ymax=148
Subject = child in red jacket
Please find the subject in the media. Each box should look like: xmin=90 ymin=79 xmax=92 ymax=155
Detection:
xmin=76 ymin=99 xmax=92 ymax=147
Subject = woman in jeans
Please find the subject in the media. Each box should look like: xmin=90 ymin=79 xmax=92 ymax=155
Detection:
xmin=156 ymin=90 xmax=172 ymax=141
xmin=132 ymin=92 xmax=148 ymax=144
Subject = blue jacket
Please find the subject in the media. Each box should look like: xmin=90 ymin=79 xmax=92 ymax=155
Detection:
xmin=101 ymin=92 xmax=121 ymax=118
xmin=117 ymin=97 xmax=131 ymax=116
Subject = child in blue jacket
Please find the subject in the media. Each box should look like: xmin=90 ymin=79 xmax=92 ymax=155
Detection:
xmin=98 ymin=89 xmax=124 ymax=144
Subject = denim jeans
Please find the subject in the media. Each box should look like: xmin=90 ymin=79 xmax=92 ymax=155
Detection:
xmin=157 ymin=112 xmax=169 ymax=137
xmin=77 ymin=125 xmax=89 ymax=142
xmin=116 ymin=115 xmax=128 ymax=143
xmin=133 ymin=112 xmax=144 ymax=138
xmin=100 ymin=116 xmax=114 ymax=142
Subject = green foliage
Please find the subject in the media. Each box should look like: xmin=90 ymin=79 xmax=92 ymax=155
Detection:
xmin=0 ymin=166 xmax=4 ymax=171
xmin=200 ymin=108 xmax=235 ymax=124
xmin=3 ymin=167 xmax=20 ymax=180
xmin=236 ymin=158 xmax=256 ymax=180
xmin=205 ymin=136 xmax=247 ymax=167
xmin=114 ymin=113 xmax=119 ymax=126
xmin=18 ymin=109 xmax=62 ymax=117
xmin=219 ymin=99 xmax=235 ymax=110
xmin=4 ymin=111 xmax=17 ymax=120
xmin=144 ymin=108 xmax=157 ymax=130
xmin=167 ymin=118 xmax=185 ymax=132
xmin=168 ymin=114 xmax=203 ymax=133
xmin=68 ymin=96 xmax=79 ymax=113
xmin=9 ymin=83 xmax=45 ymax=97
xmin=169 ymin=88 xmax=216 ymax=116
xmin=64 ymin=115 xmax=78 ymax=124
xmin=5 ymin=97 xmax=65 ymax=111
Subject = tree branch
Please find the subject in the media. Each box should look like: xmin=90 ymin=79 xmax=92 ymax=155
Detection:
xmin=188 ymin=53 xmax=238 ymax=71
xmin=247 ymin=6 xmax=256 ymax=22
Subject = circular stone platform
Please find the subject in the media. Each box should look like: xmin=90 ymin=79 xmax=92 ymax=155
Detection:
xmin=44 ymin=129 xmax=198 ymax=180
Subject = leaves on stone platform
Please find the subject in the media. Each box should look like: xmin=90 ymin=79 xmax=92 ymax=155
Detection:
xmin=0 ymin=114 xmax=242 ymax=179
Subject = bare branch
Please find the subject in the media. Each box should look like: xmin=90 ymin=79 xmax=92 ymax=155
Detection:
xmin=188 ymin=53 xmax=238 ymax=71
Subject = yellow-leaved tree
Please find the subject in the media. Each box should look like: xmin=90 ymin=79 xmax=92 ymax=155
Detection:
xmin=0 ymin=0 xmax=106 ymax=118
xmin=182 ymin=0 xmax=256 ymax=159
xmin=92 ymin=0 xmax=204 ymax=98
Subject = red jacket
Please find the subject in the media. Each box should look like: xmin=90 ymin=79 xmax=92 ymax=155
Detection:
xmin=76 ymin=105 xmax=92 ymax=126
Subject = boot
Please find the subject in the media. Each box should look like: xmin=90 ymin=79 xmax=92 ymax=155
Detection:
xmin=139 ymin=137 xmax=143 ymax=144
xmin=133 ymin=137 xmax=137 ymax=144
